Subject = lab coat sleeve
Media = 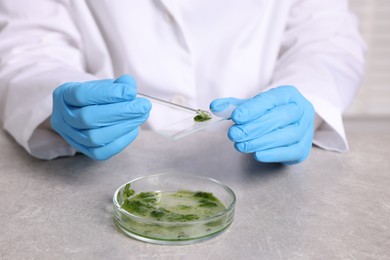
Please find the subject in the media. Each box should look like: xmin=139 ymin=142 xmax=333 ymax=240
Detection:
xmin=0 ymin=0 xmax=97 ymax=159
xmin=268 ymin=0 xmax=366 ymax=152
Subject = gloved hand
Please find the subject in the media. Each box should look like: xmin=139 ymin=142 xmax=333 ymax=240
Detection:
xmin=210 ymin=86 xmax=315 ymax=164
xmin=51 ymin=74 xmax=151 ymax=160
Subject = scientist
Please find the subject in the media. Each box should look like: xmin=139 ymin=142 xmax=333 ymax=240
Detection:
xmin=0 ymin=0 xmax=365 ymax=164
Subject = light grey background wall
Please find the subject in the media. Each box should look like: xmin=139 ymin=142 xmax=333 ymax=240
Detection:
xmin=346 ymin=0 xmax=390 ymax=117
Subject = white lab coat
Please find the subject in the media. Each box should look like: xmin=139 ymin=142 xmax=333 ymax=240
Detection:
xmin=0 ymin=0 xmax=365 ymax=160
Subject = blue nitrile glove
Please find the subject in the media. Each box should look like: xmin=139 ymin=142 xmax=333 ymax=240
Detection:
xmin=210 ymin=86 xmax=315 ymax=164
xmin=51 ymin=74 xmax=151 ymax=160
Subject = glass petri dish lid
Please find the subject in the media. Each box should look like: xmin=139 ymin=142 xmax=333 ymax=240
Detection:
xmin=113 ymin=173 xmax=236 ymax=245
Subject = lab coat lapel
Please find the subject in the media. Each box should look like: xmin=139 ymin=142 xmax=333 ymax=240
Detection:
xmin=157 ymin=0 xmax=193 ymax=56
xmin=156 ymin=0 xmax=271 ymax=107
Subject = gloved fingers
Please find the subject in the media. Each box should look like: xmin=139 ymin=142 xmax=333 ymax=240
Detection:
xmin=59 ymin=127 xmax=140 ymax=160
xmin=210 ymin=97 xmax=247 ymax=118
xmin=62 ymin=98 xmax=151 ymax=129
xmin=55 ymin=116 xmax=147 ymax=147
xmin=85 ymin=128 xmax=140 ymax=160
xmin=231 ymin=86 xmax=301 ymax=124
xmin=60 ymin=76 xmax=137 ymax=107
xmin=228 ymin=103 xmax=302 ymax=142
xmin=253 ymin=121 xmax=314 ymax=164
xmin=79 ymin=120 xmax=144 ymax=147
xmin=234 ymin=122 xmax=307 ymax=153
xmin=300 ymin=99 xmax=315 ymax=129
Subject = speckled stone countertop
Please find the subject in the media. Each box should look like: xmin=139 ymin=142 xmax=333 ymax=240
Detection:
xmin=1 ymin=118 xmax=389 ymax=260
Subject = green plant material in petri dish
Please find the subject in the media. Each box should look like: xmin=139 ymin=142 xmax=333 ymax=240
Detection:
xmin=193 ymin=109 xmax=212 ymax=122
xmin=117 ymin=184 xmax=228 ymax=241
xmin=121 ymin=184 xmax=225 ymax=221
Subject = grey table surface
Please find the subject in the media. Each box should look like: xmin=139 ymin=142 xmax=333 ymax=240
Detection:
xmin=0 ymin=118 xmax=389 ymax=260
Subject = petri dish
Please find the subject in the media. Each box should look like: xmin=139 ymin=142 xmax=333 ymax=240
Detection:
xmin=113 ymin=173 xmax=236 ymax=245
